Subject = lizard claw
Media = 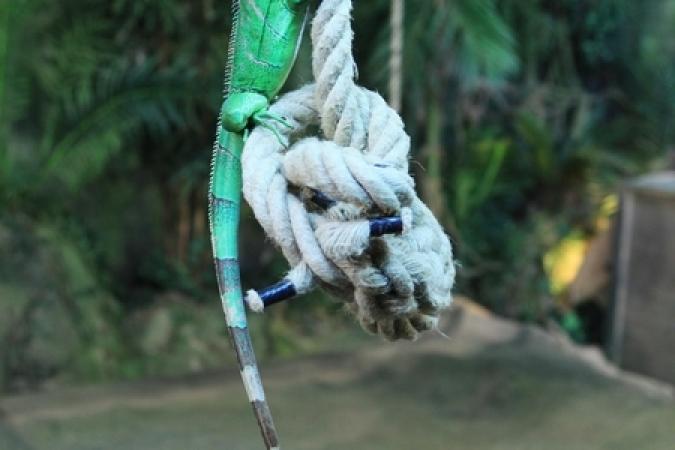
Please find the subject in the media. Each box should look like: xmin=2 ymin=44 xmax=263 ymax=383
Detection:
xmin=253 ymin=110 xmax=293 ymax=129
xmin=252 ymin=110 xmax=292 ymax=147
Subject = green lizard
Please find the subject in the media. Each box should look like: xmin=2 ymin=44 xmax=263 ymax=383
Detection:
xmin=208 ymin=1 xmax=309 ymax=448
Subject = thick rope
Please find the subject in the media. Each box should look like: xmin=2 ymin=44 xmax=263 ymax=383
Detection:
xmin=242 ymin=0 xmax=455 ymax=340
xmin=390 ymin=0 xmax=404 ymax=112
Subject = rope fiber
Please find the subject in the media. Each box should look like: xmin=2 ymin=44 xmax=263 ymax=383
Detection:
xmin=242 ymin=0 xmax=456 ymax=341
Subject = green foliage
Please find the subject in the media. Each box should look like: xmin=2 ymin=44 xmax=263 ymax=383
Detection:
xmin=2 ymin=0 xmax=224 ymax=204
xmin=449 ymin=0 xmax=519 ymax=82
xmin=453 ymin=135 xmax=509 ymax=224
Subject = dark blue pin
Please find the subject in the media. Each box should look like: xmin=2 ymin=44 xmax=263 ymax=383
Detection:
xmin=258 ymin=279 xmax=297 ymax=308
xmin=369 ymin=216 xmax=404 ymax=236
xmin=310 ymin=189 xmax=337 ymax=209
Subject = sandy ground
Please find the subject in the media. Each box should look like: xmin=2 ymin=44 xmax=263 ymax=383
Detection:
xmin=1 ymin=302 xmax=673 ymax=450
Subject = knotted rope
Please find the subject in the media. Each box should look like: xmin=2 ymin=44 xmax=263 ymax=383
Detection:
xmin=242 ymin=0 xmax=455 ymax=340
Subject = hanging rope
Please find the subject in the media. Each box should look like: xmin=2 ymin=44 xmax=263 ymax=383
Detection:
xmin=390 ymin=0 xmax=404 ymax=112
xmin=242 ymin=0 xmax=455 ymax=341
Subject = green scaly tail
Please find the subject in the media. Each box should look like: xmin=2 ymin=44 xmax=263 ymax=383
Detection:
xmin=209 ymin=1 xmax=309 ymax=448
xmin=210 ymin=127 xmax=279 ymax=447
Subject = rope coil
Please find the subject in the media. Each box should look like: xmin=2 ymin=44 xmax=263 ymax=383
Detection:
xmin=242 ymin=0 xmax=455 ymax=341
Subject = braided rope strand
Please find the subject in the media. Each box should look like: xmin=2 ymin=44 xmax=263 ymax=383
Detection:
xmin=243 ymin=0 xmax=455 ymax=340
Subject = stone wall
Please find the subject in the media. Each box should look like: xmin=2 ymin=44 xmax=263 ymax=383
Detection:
xmin=610 ymin=172 xmax=675 ymax=385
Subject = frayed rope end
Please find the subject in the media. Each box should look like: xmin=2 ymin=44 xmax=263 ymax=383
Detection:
xmin=245 ymin=289 xmax=265 ymax=313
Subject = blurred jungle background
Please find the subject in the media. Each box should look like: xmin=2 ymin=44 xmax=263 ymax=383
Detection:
xmin=1 ymin=1 xmax=674 ymax=449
